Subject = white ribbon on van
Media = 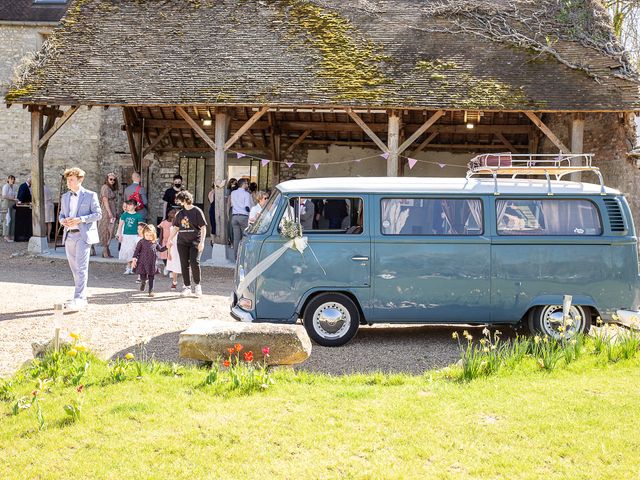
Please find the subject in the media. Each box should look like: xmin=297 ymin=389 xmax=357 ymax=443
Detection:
xmin=236 ymin=236 xmax=326 ymax=298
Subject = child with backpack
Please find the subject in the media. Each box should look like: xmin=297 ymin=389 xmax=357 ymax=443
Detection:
xmin=117 ymin=199 xmax=143 ymax=274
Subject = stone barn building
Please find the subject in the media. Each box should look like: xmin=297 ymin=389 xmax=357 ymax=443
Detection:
xmin=3 ymin=0 xmax=640 ymax=255
xmin=0 ymin=0 xmax=127 ymax=198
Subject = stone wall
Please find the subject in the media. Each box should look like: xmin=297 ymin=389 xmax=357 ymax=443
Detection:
xmin=0 ymin=24 xmax=129 ymax=200
xmin=540 ymin=112 xmax=640 ymax=229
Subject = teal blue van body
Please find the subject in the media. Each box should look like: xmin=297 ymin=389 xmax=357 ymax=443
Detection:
xmin=231 ymin=178 xmax=639 ymax=344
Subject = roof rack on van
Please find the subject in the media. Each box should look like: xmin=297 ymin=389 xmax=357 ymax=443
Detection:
xmin=466 ymin=153 xmax=606 ymax=196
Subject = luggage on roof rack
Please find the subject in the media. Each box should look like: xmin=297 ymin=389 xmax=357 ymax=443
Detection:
xmin=466 ymin=153 xmax=606 ymax=196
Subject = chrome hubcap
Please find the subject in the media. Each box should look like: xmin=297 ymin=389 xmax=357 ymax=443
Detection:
xmin=313 ymin=302 xmax=351 ymax=340
xmin=540 ymin=305 xmax=585 ymax=340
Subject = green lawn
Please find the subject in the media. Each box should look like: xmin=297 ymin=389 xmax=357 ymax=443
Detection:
xmin=1 ymin=350 xmax=639 ymax=479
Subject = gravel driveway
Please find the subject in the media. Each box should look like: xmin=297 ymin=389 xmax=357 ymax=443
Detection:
xmin=0 ymin=242 xmax=479 ymax=378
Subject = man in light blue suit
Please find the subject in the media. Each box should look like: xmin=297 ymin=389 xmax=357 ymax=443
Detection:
xmin=59 ymin=168 xmax=102 ymax=311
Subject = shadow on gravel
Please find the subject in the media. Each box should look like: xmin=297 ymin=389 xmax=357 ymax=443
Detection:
xmin=111 ymin=324 xmax=517 ymax=376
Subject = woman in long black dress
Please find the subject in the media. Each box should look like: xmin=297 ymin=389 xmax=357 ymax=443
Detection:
xmin=131 ymin=224 xmax=166 ymax=297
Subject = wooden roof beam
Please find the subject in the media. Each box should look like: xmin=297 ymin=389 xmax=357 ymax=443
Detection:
xmin=524 ymin=112 xmax=570 ymax=153
xmin=411 ymin=132 xmax=439 ymax=156
xmin=494 ymin=132 xmax=519 ymax=153
xmin=143 ymin=127 xmax=171 ymax=156
xmin=224 ymin=106 xmax=269 ymax=151
xmin=175 ymin=106 xmax=216 ymax=150
xmin=284 ymin=129 xmax=311 ymax=157
xmin=38 ymin=105 xmax=79 ymax=148
xmin=397 ymin=110 xmax=444 ymax=155
xmin=344 ymin=108 xmax=389 ymax=153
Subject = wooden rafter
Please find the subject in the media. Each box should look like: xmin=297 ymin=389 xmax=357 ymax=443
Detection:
xmin=123 ymin=107 xmax=141 ymax=170
xmin=175 ymin=106 xmax=216 ymax=150
xmin=397 ymin=110 xmax=444 ymax=154
xmin=224 ymin=106 xmax=269 ymax=150
xmin=524 ymin=112 xmax=570 ymax=153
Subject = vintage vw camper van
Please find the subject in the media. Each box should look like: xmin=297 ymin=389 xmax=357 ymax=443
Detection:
xmin=231 ymin=155 xmax=640 ymax=346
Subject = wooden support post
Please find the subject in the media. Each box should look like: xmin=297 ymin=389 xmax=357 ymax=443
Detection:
xmin=268 ymin=112 xmax=281 ymax=186
xmin=570 ymin=113 xmax=585 ymax=181
xmin=176 ymin=106 xmax=216 ymax=150
xmin=387 ymin=111 xmax=401 ymax=177
xmin=524 ymin=112 xmax=570 ymax=153
xmin=28 ymin=109 xmax=48 ymax=253
xmin=214 ymin=111 xmax=230 ymax=247
xmin=123 ymin=107 xmax=141 ymax=171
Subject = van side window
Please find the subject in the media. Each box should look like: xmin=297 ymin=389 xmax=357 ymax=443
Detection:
xmin=381 ymin=198 xmax=483 ymax=235
xmin=282 ymin=197 xmax=364 ymax=234
xmin=496 ymin=199 xmax=602 ymax=236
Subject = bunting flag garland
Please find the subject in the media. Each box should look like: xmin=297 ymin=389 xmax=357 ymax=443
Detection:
xmin=226 ymin=148 xmax=470 ymax=172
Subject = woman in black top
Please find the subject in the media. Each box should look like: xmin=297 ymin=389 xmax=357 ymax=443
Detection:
xmin=167 ymin=190 xmax=208 ymax=298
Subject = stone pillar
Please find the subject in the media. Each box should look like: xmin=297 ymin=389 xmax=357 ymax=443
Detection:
xmin=570 ymin=113 xmax=585 ymax=182
xmin=387 ymin=111 xmax=401 ymax=177
xmin=28 ymin=109 xmax=48 ymax=254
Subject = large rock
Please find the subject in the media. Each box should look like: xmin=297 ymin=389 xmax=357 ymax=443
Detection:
xmin=179 ymin=320 xmax=312 ymax=366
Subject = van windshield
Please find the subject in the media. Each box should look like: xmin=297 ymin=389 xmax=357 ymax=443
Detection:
xmin=246 ymin=189 xmax=282 ymax=235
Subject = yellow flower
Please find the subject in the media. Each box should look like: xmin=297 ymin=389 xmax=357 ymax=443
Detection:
xmin=125 ymin=353 xmax=135 ymax=361
xmin=75 ymin=344 xmax=87 ymax=353
xmin=451 ymin=332 xmax=459 ymax=340
xmin=558 ymin=326 xmax=565 ymax=333
xmin=479 ymin=338 xmax=487 ymax=346
xmin=596 ymin=317 xmax=603 ymax=326
xmin=534 ymin=335 xmax=541 ymax=344
xmin=482 ymin=327 xmax=490 ymax=336
xmin=482 ymin=347 xmax=489 ymax=353
xmin=67 ymin=348 xmax=78 ymax=357
xmin=69 ymin=332 xmax=80 ymax=340
xmin=495 ymin=330 xmax=502 ymax=336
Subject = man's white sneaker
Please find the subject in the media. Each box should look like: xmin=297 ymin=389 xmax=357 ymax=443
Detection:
xmin=180 ymin=286 xmax=192 ymax=297
xmin=123 ymin=267 xmax=131 ymax=275
xmin=193 ymin=284 xmax=202 ymax=297
xmin=66 ymin=299 xmax=87 ymax=312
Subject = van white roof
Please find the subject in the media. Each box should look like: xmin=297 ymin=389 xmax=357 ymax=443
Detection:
xmin=277 ymin=177 xmax=620 ymax=196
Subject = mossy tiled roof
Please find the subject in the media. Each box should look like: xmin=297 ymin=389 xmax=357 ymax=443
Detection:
xmin=0 ymin=0 xmax=69 ymax=23
xmin=6 ymin=0 xmax=640 ymax=110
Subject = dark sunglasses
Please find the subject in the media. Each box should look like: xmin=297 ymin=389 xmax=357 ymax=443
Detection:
xmin=108 ymin=178 xmax=116 ymax=182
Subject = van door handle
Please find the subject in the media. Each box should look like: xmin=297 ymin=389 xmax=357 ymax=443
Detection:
xmin=351 ymin=256 xmax=369 ymax=262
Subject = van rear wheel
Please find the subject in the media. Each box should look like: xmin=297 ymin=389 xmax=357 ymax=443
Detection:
xmin=303 ymin=293 xmax=360 ymax=347
xmin=528 ymin=305 xmax=591 ymax=340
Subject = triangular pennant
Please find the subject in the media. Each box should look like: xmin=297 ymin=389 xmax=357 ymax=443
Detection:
xmin=380 ymin=152 xmax=390 ymax=160
xmin=438 ymin=163 xmax=446 ymax=169
xmin=407 ymin=158 xmax=418 ymax=170
xmin=261 ymin=159 xmax=270 ymax=167
xmin=285 ymin=162 xmax=294 ymax=168
xmin=313 ymin=163 xmax=320 ymax=170
xmin=236 ymin=152 xmax=246 ymax=159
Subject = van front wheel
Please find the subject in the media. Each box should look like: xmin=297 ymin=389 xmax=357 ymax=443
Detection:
xmin=303 ymin=293 xmax=360 ymax=347
xmin=529 ymin=305 xmax=591 ymax=340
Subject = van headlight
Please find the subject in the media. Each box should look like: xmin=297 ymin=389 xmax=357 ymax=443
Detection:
xmin=238 ymin=266 xmax=245 ymax=282
xmin=238 ymin=297 xmax=253 ymax=310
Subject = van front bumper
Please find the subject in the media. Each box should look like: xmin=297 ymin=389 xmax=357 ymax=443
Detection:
xmin=231 ymin=305 xmax=254 ymax=322
xmin=230 ymin=291 xmax=254 ymax=323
